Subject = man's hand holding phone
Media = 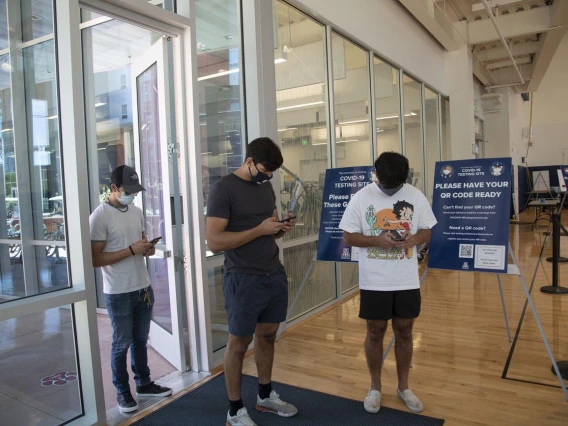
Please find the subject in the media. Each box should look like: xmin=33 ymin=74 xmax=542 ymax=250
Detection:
xmin=394 ymin=231 xmax=417 ymax=249
xmin=144 ymin=236 xmax=161 ymax=257
xmin=280 ymin=215 xmax=296 ymax=233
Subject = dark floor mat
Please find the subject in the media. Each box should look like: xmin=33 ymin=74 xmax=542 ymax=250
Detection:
xmin=133 ymin=373 xmax=444 ymax=425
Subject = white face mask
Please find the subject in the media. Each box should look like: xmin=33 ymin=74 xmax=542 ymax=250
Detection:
xmin=118 ymin=192 xmax=136 ymax=205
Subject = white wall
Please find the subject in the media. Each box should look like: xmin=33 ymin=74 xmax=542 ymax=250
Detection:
xmin=446 ymin=45 xmax=475 ymax=160
xmin=523 ymin=32 xmax=568 ymax=166
xmin=483 ymin=87 xmax=525 ymax=214
xmin=291 ymin=0 xmax=447 ymax=94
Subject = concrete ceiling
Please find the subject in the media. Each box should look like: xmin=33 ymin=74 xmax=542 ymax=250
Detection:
xmin=399 ymin=0 xmax=568 ymax=92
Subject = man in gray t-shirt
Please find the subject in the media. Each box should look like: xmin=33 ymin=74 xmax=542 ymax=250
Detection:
xmin=90 ymin=166 xmax=172 ymax=414
xmin=207 ymin=137 xmax=298 ymax=426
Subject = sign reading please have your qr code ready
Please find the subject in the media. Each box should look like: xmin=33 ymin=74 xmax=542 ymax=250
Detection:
xmin=428 ymin=158 xmax=512 ymax=274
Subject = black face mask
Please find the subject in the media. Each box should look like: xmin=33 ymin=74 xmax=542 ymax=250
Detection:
xmin=378 ymin=182 xmax=403 ymax=196
xmin=249 ymin=162 xmax=272 ymax=185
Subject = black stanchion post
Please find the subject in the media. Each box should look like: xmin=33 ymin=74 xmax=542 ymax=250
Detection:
xmin=541 ymin=213 xmax=568 ymax=294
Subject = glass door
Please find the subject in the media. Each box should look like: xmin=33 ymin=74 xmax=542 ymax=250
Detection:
xmin=131 ymin=38 xmax=186 ymax=371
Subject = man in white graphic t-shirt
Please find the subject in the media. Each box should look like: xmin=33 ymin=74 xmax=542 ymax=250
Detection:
xmin=339 ymin=152 xmax=437 ymax=415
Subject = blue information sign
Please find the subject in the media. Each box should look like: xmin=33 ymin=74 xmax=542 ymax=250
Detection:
xmin=562 ymin=166 xmax=568 ymax=185
xmin=428 ymin=158 xmax=512 ymax=273
xmin=316 ymin=166 xmax=376 ymax=262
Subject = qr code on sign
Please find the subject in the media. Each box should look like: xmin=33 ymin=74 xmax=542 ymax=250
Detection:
xmin=459 ymin=244 xmax=474 ymax=258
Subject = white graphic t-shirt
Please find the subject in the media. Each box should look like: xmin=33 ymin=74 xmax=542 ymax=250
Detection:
xmin=339 ymin=183 xmax=437 ymax=291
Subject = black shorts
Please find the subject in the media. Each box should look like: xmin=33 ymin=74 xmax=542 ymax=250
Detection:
xmin=223 ymin=266 xmax=288 ymax=337
xmin=359 ymin=289 xmax=421 ymax=321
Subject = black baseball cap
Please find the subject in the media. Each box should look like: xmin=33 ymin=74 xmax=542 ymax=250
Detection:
xmin=110 ymin=165 xmax=146 ymax=193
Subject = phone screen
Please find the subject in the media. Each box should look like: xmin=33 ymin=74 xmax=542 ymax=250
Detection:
xmin=150 ymin=237 xmax=161 ymax=244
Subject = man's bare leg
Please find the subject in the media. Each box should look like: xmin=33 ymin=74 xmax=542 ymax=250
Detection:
xmin=225 ymin=334 xmax=253 ymax=401
xmin=392 ymin=317 xmax=414 ymax=391
xmin=365 ymin=320 xmax=388 ymax=391
xmin=392 ymin=317 xmax=423 ymax=413
xmin=254 ymin=323 xmax=279 ymax=387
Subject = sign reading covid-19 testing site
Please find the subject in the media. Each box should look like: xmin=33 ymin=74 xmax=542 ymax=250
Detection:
xmin=316 ymin=166 xmax=376 ymax=263
xmin=428 ymin=158 xmax=512 ymax=274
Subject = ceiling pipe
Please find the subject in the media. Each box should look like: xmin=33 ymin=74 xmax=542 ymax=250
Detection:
xmin=479 ymin=0 xmax=525 ymax=85
xmin=485 ymin=80 xmax=530 ymax=90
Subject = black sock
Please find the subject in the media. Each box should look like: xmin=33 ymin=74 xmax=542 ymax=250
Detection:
xmin=229 ymin=399 xmax=244 ymax=417
xmin=259 ymin=382 xmax=272 ymax=400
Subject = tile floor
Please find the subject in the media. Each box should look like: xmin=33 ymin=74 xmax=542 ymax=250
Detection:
xmin=0 ymin=308 xmax=177 ymax=426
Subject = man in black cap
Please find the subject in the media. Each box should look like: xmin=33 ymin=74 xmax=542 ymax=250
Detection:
xmin=90 ymin=165 xmax=172 ymax=413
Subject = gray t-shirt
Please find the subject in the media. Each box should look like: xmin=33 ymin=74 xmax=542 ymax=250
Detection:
xmin=207 ymin=173 xmax=280 ymax=275
xmin=89 ymin=203 xmax=151 ymax=294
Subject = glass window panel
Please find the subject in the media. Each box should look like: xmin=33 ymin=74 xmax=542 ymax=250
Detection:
xmin=340 ymin=262 xmax=358 ymax=293
xmin=0 ymin=243 xmax=23 ymax=300
xmin=83 ymin=20 xmax=160 ymax=213
xmin=374 ymin=57 xmax=400 ymax=154
xmin=275 ymin=0 xmax=327 ymax=241
xmin=207 ymin=264 xmax=228 ymax=352
xmin=197 ymin=0 xmax=244 ymax=226
xmin=22 ymin=40 xmax=64 ymax=241
xmin=285 ymin=242 xmax=336 ymax=320
xmin=136 ymin=63 xmax=172 ymax=333
xmin=82 ymin=18 xmax=162 ymax=309
xmin=0 ymin=8 xmax=71 ymax=302
xmin=424 ymin=88 xmax=440 ymax=201
xmin=0 ymin=306 xmax=82 ymax=425
xmin=332 ymin=33 xmax=371 ymax=168
xmin=196 ymin=0 xmax=245 ymax=351
xmin=21 ymin=0 xmax=54 ymax=42
xmin=0 ymin=0 xmax=8 ymax=50
xmin=0 ymin=53 xmax=17 ymax=241
xmin=402 ymin=74 xmax=424 ymax=191
xmin=81 ymin=0 xmax=168 ymax=23
xmin=441 ymin=97 xmax=451 ymax=160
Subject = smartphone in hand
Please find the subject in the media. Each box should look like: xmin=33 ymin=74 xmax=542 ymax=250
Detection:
xmin=279 ymin=216 xmax=297 ymax=223
xmin=389 ymin=230 xmax=404 ymax=241
xmin=149 ymin=236 xmax=162 ymax=244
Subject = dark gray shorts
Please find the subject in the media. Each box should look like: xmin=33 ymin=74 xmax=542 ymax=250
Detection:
xmin=223 ymin=265 xmax=288 ymax=337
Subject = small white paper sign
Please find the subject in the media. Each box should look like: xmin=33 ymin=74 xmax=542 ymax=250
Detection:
xmin=474 ymin=245 xmax=506 ymax=270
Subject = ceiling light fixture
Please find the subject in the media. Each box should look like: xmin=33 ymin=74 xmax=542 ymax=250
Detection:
xmin=277 ymin=127 xmax=297 ymax=132
xmin=376 ymin=112 xmax=416 ymax=121
xmin=338 ymin=119 xmax=368 ymax=125
xmin=199 ymin=56 xmax=288 ymax=81
xmin=47 ymin=115 xmax=58 ymax=120
xmin=95 ymin=102 xmax=106 ymax=107
xmin=336 ymin=139 xmax=359 ymax=144
xmin=277 ymin=101 xmax=324 ymax=111
xmin=312 ymin=142 xmax=327 ymax=146
xmin=198 ymin=68 xmax=239 ymax=81
xmin=1 ymin=128 xmax=12 ymax=133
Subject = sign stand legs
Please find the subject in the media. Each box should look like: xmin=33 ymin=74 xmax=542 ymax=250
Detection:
xmin=276 ymin=255 xmax=317 ymax=341
xmin=383 ymin=266 xmax=513 ymax=363
xmin=541 ymin=211 xmax=568 ymax=294
xmin=497 ymin=274 xmax=512 ymax=343
xmin=509 ymin=243 xmax=568 ymax=401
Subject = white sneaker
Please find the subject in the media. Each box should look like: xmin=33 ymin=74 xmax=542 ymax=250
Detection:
xmin=397 ymin=388 xmax=424 ymax=413
xmin=226 ymin=408 xmax=257 ymax=426
xmin=256 ymin=390 xmax=298 ymax=417
xmin=364 ymin=389 xmax=381 ymax=413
